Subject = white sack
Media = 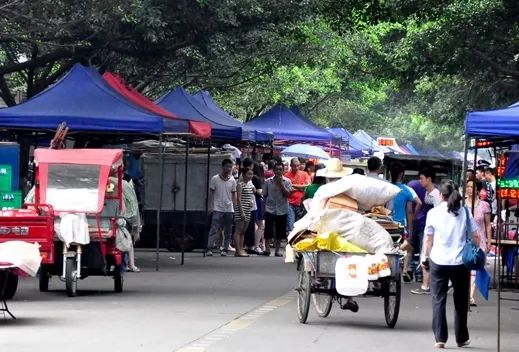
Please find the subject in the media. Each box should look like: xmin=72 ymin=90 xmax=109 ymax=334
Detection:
xmin=311 ymin=209 xmax=394 ymax=253
xmin=59 ymin=213 xmax=90 ymax=247
xmin=311 ymin=174 xmax=401 ymax=211
xmin=0 ymin=241 xmax=42 ymax=277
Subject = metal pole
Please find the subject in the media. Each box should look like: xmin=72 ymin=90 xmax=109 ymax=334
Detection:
xmin=496 ymin=147 xmax=502 ymax=352
xmin=471 ymin=146 xmax=478 ymax=212
xmin=461 ymin=136 xmax=470 ymax=206
xmin=181 ymin=137 xmax=190 ymax=265
xmin=203 ymin=140 xmax=211 ymax=257
xmin=156 ymin=134 xmax=165 ymax=271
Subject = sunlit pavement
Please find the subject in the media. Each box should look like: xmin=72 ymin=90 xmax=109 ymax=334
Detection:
xmin=1 ymin=250 xmax=517 ymax=352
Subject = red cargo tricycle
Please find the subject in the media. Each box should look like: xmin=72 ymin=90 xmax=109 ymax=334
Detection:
xmin=0 ymin=148 xmax=127 ymax=297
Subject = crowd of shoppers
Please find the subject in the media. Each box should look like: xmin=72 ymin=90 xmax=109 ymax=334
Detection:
xmin=205 ymin=154 xmax=340 ymax=257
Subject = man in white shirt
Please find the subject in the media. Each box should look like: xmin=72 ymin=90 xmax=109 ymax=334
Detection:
xmin=206 ymin=159 xmax=237 ymax=256
xmin=411 ymin=168 xmax=441 ymax=295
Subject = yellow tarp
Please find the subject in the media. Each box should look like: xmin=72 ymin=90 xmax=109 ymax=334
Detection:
xmin=293 ymin=232 xmax=367 ymax=253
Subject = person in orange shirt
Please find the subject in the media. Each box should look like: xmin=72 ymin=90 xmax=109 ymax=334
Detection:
xmin=285 ymin=158 xmax=311 ymax=232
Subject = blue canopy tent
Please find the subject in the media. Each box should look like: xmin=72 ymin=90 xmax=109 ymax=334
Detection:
xmin=353 ymin=130 xmax=388 ymax=153
xmin=405 ymin=144 xmax=420 ymax=155
xmin=244 ymin=105 xmax=334 ymax=142
xmin=0 ymin=64 xmax=189 ymax=134
xmin=0 ymin=64 xmax=209 ymax=270
xmin=354 ymin=129 xmax=407 ymax=154
xmin=157 ymin=87 xmax=252 ymax=141
xmin=193 ymin=90 xmax=273 ymax=143
xmin=466 ymin=104 xmax=519 ymax=138
xmin=464 ymin=105 xmax=519 ymax=351
xmin=327 ymin=128 xmax=367 ymax=158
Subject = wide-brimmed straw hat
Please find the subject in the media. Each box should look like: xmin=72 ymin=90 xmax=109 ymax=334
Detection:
xmin=315 ymin=158 xmax=352 ymax=178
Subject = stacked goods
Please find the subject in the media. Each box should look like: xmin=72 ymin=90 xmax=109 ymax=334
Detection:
xmin=312 ymin=209 xmax=394 ymax=253
xmin=365 ymin=206 xmax=402 ymax=232
xmin=326 ymin=194 xmax=358 ymax=211
xmin=311 ymin=174 xmax=401 ymax=212
xmin=292 ymin=231 xmax=367 ymax=253
xmin=290 ymin=174 xmax=402 ymax=254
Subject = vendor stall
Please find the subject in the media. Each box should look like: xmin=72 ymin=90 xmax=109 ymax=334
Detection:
xmin=0 ymin=64 xmax=212 ymax=271
xmin=244 ymin=105 xmax=335 ymax=143
xmin=465 ymin=104 xmax=519 ymax=352
xmin=193 ymin=90 xmax=273 ymax=143
xmin=327 ymin=127 xmax=369 ymax=158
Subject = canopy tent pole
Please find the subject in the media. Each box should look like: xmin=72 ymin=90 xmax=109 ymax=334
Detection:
xmin=495 ymin=146 xmax=502 ymax=352
xmin=156 ymin=133 xmax=164 ymax=271
xmin=181 ymin=137 xmax=190 ymax=265
xmin=203 ymin=140 xmax=211 ymax=257
xmin=461 ymin=136 xmax=470 ymax=206
xmin=471 ymin=146 xmax=478 ymax=211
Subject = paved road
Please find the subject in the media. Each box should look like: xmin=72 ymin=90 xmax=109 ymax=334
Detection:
xmin=1 ymin=250 xmax=517 ymax=352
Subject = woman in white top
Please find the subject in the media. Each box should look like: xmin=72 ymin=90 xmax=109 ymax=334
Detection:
xmin=422 ymin=180 xmax=480 ymax=349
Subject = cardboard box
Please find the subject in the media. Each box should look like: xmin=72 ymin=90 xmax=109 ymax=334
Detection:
xmin=327 ymin=194 xmax=358 ymax=211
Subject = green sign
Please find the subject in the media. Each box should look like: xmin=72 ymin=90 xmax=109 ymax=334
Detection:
xmin=0 ymin=164 xmax=12 ymax=191
xmin=498 ymin=178 xmax=519 ymax=189
xmin=0 ymin=190 xmax=22 ymax=210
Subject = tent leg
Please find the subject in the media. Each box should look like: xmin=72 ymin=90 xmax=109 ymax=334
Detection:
xmin=471 ymin=146 xmax=478 ymax=211
xmin=203 ymin=140 xmax=211 ymax=257
xmin=156 ymin=134 xmax=165 ymax=271
xmin=496 ymin=146 xmax=501 ymax=352
xmin=461 ymin=137 xmax=469 ymax=206
xmin=181 ymin=137 xmax=190 ymax=265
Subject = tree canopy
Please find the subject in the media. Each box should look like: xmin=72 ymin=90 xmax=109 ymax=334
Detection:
xmin=1 ymin=0 xmax=518 ymax=151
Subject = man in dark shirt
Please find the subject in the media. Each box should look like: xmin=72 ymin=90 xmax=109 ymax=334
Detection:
xmin=476 ymin=165 xmax=494 ymax=213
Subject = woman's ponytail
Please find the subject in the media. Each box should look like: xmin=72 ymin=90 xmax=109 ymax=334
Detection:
xmin=440 ymin=180 xmax=462 ymax=215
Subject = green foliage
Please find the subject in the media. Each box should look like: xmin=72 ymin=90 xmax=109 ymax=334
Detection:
xmin=1 ymin=0 xmax=518 ymax=152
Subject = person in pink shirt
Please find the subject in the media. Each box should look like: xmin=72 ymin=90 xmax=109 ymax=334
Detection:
xmin=465 ymin=179 xmax=492 ymax=306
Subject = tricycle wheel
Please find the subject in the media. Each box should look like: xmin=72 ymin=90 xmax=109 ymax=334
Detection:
xmin=383 ymin=278 xmax=401 ymax=328
xmin=0 ymin=271 xmax=18 ymax=299
xmin=65 ymin=257 xmax=78 ymax=297
xmin=312 ymin=279 xmax=333 ymax=318
xmin=39 ymin=267 xmax=49 ymax=292
xmin=296 ymin=270 xmax=312 ymax=324
xmin=114 ymin=265 xmax=123 ymax=293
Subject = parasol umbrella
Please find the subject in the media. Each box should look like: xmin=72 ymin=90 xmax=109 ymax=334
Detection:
xmin=282 ymin=144 xmax=330 ymax=160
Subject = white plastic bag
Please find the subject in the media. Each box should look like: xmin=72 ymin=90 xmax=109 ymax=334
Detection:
xmin=335 ymin=256 xmax=368 ymax=296
xmin=366 ymin=254 xmax=379 ymax=280
xmin=59 ymin=213 xmax=90 ymax=247
xmin=0 ymin=241 xmax=42 ymax=277
xmin=312 ymin=209 xmax=394 ymax=253
xmin=376 ymin=253 xmax=392 ymax=278
xmin=285 ymin=244 xmax=295 ymax=263
xmin=311 ymin=174 xmax=401 ymax=211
